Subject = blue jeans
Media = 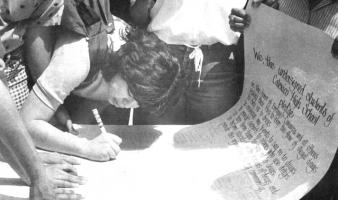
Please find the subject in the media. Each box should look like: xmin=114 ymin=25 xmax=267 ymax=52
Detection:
xmin=134 ymin=42 xmax=244 ymax=125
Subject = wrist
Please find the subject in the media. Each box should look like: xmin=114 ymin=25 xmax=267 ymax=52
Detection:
xmin=24 ymin=154 xmax=45 ymax=186
xmin=76 ymin=137 xmax=90 ymax=158
xmin=26 ymin=165 xmax=45 ymax=186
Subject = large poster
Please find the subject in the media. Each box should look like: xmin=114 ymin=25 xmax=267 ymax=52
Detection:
xmin=0 ymin=3 xmax=337 ymax=200
xmin=174 ymin=3 xmax=338 ymax=200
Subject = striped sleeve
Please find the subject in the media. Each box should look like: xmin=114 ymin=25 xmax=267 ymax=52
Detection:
xmin=310 ymin=3 xmax=338 ymax=39
xmin=278 ymin=0 xmax=310 ymax=23
xmin=279 ymin=0 xmax=338 ymax=39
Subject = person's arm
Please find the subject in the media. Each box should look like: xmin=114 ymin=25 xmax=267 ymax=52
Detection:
xmin=21 ymin=31 xmax=122 ymax=161
xmin=0 ymin=78 xmax=83 ymax=200
xmin=24 ymin=26 xmax=56 ymax=81
xmin=24 ymin=26 xmax=78 ymax=133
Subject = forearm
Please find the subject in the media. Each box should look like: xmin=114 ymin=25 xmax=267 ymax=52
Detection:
xmin=0 ymin=140 xmax=30 ymax=184
xmin=26 ymin=119 xmax=88 ymax=158
xmin=0 ymin=83 xmax=43 ymax=184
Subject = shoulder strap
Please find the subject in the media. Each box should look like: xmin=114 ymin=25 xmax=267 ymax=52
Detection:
xmin=61 ymin=0 xmax=114 ymax=37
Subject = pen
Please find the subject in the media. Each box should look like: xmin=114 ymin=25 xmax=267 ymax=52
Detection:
xmin=92 ymin=108 xmax=107 ymax=133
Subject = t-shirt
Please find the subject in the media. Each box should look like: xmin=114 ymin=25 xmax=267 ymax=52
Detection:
xmin=33 ymin=17 xmax=127 ymax=111
xmin=147 ymin=0 xmax=247 ymax=46
xmin=0 ymin=0 xmax=64 ymax=57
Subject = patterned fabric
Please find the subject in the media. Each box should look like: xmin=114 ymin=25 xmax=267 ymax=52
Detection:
xmin=0 ymin=59 xmax=5 ymax=84
xmin=0 ymin=0 xmax=64 ymax=109
xmin=279 ymin=0 xmax=338 ymax=39
xmin=3 ymin=47 xmax=28 ymax=110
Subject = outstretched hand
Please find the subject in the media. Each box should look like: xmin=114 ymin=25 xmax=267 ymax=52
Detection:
xmin=30 ymin=163 xmax=86 ymax=200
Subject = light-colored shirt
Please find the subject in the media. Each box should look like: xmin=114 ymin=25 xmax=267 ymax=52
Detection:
xmin=33 ymin=17 xmax=127 ymax=111
xmin=147 ymin=0 xmax=247 ymax=46
xmin=0 ymin=0 xmax=64 ymax=57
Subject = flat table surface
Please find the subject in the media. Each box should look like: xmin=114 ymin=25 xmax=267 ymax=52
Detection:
xmin=1 ymin=124 xmax=253 ymax=200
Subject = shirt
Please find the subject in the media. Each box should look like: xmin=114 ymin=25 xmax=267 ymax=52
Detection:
xmin=0 ymin=0 xmax=64 ymax=57
xmin=279 ymin=0 xmax=338 ymax=39
xmin=33 ymin=16 xmax=127 ymax=111
xmin=147 ymin=0 xmax=247 ymax=46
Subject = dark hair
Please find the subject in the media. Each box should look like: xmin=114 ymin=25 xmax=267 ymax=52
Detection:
xmin=102 ymin=28 xmax=188 ymax=115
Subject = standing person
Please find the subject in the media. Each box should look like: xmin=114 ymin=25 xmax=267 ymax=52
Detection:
xmin=128 ymin=0 xmax=247 ymax=125
xmin=228 ymin=0 xmax=338 ymax=199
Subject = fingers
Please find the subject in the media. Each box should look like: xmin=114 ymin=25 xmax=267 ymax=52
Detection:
xmin=107 ymin=133 xmax=122 ymax=145
xmin=100 ymin=135 xmax=121 ymax=160
xmin=57 ymin=170 xmax=87 ymax=186
xmin=56 ymin=194 xmax=82 ymax=200
xmin=59 ymin=163 xmax=78 ymax=175
xmin=54 ymin=179 xmax=79 ymax=188
xmin=252 ymin=0 xmax=264 ymax=7
xmin=55 ymin=105 xmax=79 ymax=135
xmin=104 ymin=133 xmax=122 ymax=157
xmin=40 ymin=152 xmax=62 ymax=164
xmin=54 ymin=168 xmax=86 ymax=188
xmin=40 ymin=152 xmax=81 ymax=165
xmin=108 ymin=141 xmax=121 ymax=159
xmin=231 ymin=8 xmax=247 ymax=19
xmin=87 ymin=133 xmax=122 ymax=161
xmin=59 ymin=154 xmax=81 ymax=165
xmin=252 ymin=0 xmax=279 ymax=8
xmin=55 ymin=189 xmax=82 ymax=200
xmin=67 ymin=120 xmax=79 ymax=135
xmin=229 ymin=8 xmax=250 ymax=32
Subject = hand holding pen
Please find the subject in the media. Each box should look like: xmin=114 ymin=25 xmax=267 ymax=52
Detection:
xmin=77 ymin=109 xmax=122 ymax=161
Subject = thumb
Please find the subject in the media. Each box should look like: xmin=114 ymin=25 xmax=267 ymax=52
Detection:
xmin=66 ymin=119 xmax=79 ymax=135
xmin=252 ymin=0 xmax=264 ymax=7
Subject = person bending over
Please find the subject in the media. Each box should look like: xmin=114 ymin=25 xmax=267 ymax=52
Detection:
xmin=21 ymin=26 xmax=184 ymax=161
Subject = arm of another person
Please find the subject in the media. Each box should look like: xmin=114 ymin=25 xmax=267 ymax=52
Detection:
xmin=21 ymin=31 xmax=122 ymax=162
xmin=0 ymin=74 xmax=83 ymax=200
xmin=24 ymin=26 xmax=56 ymax=81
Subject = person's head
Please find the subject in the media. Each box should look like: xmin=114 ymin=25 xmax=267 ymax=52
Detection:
xmin=102 ymin=28 xmax=187 ymax=115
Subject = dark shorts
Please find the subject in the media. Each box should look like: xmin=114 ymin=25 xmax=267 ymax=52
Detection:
xmin=134 ymin=42 xmax=244 ymax=125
